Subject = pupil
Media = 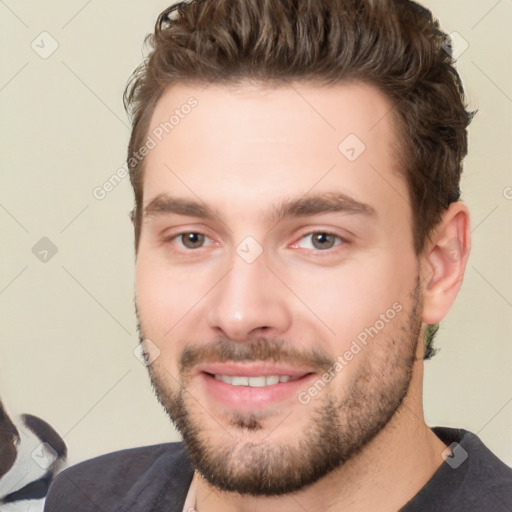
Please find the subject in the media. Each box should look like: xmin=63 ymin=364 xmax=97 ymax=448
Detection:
xmin=183 ymin=233 xmax=204 ymax=248
xmin=313 ymin=233 xmax=334 ymax=249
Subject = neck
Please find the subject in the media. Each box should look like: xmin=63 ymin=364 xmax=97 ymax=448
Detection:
xmin=193 ymin=360 xmax=447 ymax=512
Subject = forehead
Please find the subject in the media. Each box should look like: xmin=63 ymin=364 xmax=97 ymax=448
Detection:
xmin=142 ymin=81 xmax=410 ymax=228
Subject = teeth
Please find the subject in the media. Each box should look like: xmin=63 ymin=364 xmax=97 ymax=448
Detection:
xmin=231 ymin=376 xmax=249 ymax=386
xmin=265 ymin=375 xmax=279 ymax=385
xmin=213 ymin=375 xmax=293 ymax=387
xmin=248 ymin=376 xmax=266 ymax=387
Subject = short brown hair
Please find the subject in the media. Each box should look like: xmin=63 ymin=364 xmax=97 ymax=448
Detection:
xmin=124 ymin=0 xmax=475 ymax=357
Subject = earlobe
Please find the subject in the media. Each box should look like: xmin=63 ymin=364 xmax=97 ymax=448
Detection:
xmin=420 ymin=201 xmax=471 ymax=324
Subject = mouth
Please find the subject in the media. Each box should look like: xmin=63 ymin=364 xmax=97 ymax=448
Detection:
xmin=195 ymin=363 xmax=317 ymax=412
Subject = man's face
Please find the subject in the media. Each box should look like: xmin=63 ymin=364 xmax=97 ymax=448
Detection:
xmin=135 ymin=82 xmax=423 ymax=495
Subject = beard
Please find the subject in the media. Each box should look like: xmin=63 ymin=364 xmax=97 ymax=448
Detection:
xmin=138 ymin=281 xmax=422 ymax=496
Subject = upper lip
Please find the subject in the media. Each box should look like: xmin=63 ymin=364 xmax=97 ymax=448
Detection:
xmin=196 ymin=362 xmax=315 ymax=378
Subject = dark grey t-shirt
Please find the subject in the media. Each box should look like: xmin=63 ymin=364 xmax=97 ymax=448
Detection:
xmin=400 ymin=427 xmax=512 ymax=511
xmin=44 ymin=427 xmax=512 ymax=512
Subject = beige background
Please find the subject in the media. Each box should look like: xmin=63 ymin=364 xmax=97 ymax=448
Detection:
xmin=0 ymin=0 xmax=511 ymax=469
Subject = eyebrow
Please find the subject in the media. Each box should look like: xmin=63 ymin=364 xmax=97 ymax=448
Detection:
xmin=143 ymin=191 xmax=376 ymax=224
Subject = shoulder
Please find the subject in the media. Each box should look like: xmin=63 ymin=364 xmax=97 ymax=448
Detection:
xmin=417 ymin=427 xmax=512 ymax=511
xmin=44 ymin=442 xmax=192 ymax=512
xmin=454 ymin=428 xmax=512 ymax=504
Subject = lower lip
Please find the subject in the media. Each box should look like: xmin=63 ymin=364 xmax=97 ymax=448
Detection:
xmin=198 ymin=372 xmax=317 ymax=412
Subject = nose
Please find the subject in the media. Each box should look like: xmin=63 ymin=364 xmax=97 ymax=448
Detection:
xmin=206 ymin=251 xmax=292 ymax=341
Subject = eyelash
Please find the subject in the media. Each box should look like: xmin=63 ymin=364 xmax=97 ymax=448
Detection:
xmin=164 ymin=230 xmax=349 ymax=254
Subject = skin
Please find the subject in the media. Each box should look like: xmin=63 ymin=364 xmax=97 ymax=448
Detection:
xmin=135 ymin=81 xmax=471 ymax=512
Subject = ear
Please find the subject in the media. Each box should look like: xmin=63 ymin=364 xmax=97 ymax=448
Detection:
xmin=420 ymin=201 xmax=471 ymax=325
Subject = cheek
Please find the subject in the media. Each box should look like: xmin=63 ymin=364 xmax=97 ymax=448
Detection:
xmin=285 ymin=252 xmax=416 ymax=350
xmin=135 ymin=252 xmax=183 ymax=334
xmin=135 ymin=258 xmax=189 ymax=374
xmin=135 ymin=251 xmax=216 ymax=336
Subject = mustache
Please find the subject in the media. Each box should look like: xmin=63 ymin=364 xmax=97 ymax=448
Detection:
xmin=179 ymin=337 xmax=334 ymax=374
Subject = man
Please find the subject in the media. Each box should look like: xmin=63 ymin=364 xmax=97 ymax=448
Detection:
xmin=44 ymin=0 xmax=512 ymax=510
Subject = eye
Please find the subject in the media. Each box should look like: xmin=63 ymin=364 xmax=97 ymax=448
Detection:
xmin=171 ymin=232 xmax=213 ymax=250
xmin=296 ymin=232 xmax=344 ymax=251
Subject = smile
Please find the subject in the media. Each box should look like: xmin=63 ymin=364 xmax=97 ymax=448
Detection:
xmin=199 ymin=369 xmax=317 ymax=411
